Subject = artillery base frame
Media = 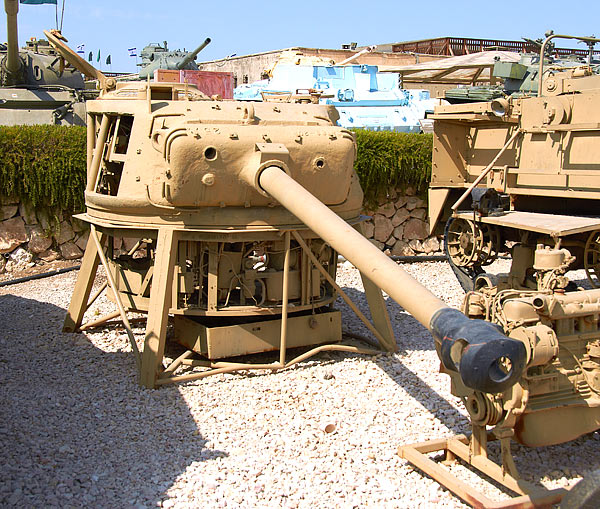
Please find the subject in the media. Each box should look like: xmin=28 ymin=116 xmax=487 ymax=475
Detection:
xmin=64 ymin=223 xmax=396 ymax=388
xmin=399 ymin=433 xmax=569 ymax=509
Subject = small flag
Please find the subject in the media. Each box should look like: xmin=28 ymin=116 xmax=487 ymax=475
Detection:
xmin=76 ymin=44 xmax=85 ymax=56
xmin=128 ymin=47 xmax=137 ymax=58
xmin=97 ymin=49 xmax=101 ymax=63
xmin=105 ymin=55 xmax=111 ymax=66
xmin=88 ymin=51 xmax=92 ymax=62
xmin=20 ymin=0 xmax=58 ymax=4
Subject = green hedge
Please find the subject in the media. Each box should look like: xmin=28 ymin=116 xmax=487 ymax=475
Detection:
xmin=0 ymin=126 xmax=433 ymax=216
xmin=0 ymin=125 xmax=87 ymax=215
xmin=354 ymin=130 xmax=433 ymax=209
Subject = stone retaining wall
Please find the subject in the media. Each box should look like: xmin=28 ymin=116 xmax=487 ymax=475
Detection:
xmin=362 ymin=187 xmax=440 ymax=256
xmin=0 ymin=187 xmax=440 ymax=274
xmin=0 ymin=197 xmax=88 ymax=274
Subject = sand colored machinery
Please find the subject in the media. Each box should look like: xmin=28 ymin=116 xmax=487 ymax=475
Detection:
xmin=398 ymin=34 xmax=600 ymax=508
xmin=60 ymin=76 xmax=529 ymax=396
xmin=44 ymin=32 xmax=529 ymax=403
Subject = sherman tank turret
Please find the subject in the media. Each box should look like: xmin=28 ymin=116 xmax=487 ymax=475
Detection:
xmin=41 ymin=30 xmax=526 ymax=399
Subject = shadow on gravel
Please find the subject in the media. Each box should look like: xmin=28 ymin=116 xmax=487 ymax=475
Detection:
xmin=0 ymin=294 xmax=226 ymax=508
xmin=338 ymin=287 xmax=466 ymax=434
xmin=338 ymin=287 xmax=436 ymax=353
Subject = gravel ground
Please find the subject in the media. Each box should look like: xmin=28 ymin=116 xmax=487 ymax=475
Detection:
xmin=1 ymin=259 xmax=599 ymax=508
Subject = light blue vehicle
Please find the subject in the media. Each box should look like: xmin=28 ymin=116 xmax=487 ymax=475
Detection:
xmin=234 ymin=64 xmax=442 ymax=133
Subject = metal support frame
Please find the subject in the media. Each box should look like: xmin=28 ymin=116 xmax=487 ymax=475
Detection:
xmin=399 ymin=433 xmax=569 ymax=508
xmin=153 ymin=229 xmax=389 ymax=386
xmin=64 ymin=225 xmax=395 ymax=388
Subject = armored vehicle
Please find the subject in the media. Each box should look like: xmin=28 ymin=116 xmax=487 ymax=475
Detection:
xmin=137 ymin=38 xmax=211 ymax=80
xmin=445 ymin=32 xmax=600 ymax=103
xmin=43 ymin=31 xmax=525 ymax=435
xmin=235 ymin=57 xmax=442 ymax=133
xmin=0 ymin=0 xmax=87 ymax=125
xmin=405 ymin=34 xmax=600 ymax=506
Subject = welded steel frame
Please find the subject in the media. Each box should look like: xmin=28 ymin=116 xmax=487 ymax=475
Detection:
xmin=64 ymin=222 xmax=396 ymax=388
xmin=399 ymin=433 xmax=569 ymax=509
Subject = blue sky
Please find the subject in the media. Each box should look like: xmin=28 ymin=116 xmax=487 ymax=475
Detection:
xmin=2 ymin=0 xmax=599 ymax=73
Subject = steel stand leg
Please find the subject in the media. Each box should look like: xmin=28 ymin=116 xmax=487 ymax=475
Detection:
xmin=140 ymin=228 xmax=178 ymax=389
xmin=354 ymin=223 xmax=397 ymax=352
xmin=63 ymin=231 xmax=106 ymax=332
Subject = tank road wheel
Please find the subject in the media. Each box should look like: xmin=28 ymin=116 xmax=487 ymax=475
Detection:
xmin=444 ymin=218 xmax=497 ymax=292
xmin=477 ymin=224 xmax=500 ymax=267
xmin=584 ymin=230 xmax=600 ymax=288
xmin=445 ymin=217 xmax=482 ymax=268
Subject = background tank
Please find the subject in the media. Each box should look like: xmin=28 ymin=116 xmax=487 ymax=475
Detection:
xmin=137 ymin=38 xmax=211 ymax=80
xmin=234 ymin=61 xmax=442 ymax=133
xmin=445 ymin=32 xmax=600 ymax=103
xmin=0 ymin=0 xmax=87 ymax=125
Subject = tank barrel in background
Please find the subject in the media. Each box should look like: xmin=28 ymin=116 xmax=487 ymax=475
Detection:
xmin=176 ymin=37 xmax=211 ymax=70
xmin=338 ymin=45 xmax=376 ymax=66
xmin=3 ymin=0 xmax=23 ymax=83
xmin=249 ymin=165 xmax=527 ymax=394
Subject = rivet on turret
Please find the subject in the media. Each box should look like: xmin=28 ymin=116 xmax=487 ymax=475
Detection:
xmin=230 ymin=133 xmax=239 ymax=140
xmin=136 ymin=149 xmax=142 ymax=154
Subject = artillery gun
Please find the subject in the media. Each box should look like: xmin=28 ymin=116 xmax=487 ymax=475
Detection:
xmin=44 ymin=30 xmax=600 ymax=506
xmin=400 ymin=34 xmax=600 ymax=507
xmin=0 ymin=0 xmax=87 ymax=125
xmin=44 ymin=32 xmax=524 ymax=403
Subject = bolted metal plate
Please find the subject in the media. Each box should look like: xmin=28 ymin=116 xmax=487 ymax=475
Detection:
xmin=174 ymin=310 xmax=341 ymax=359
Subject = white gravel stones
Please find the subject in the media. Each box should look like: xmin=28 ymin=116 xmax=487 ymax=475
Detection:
xmin=1 ymin=261 xmax=598 ymax=508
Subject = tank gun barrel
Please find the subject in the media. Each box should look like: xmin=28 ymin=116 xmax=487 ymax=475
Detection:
xmin=338 ymin=45 xmax=376 ymax=66
xmin=3 ymin=0 xmax=23 ymax=82
xmin=243 ymin=165 xmax=526 ymax=394
xmin=176 ymin=37 xmax=211 ymax=70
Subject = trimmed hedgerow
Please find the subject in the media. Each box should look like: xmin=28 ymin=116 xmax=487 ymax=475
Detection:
xmin=353 ymin=130 xmax=433 ymax=209
xmin=0 ymin=126 xmax=434 ymax=218
xmin=0 ymin=125 xmax=87 ymax=215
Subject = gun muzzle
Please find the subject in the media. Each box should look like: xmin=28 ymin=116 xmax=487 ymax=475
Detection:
xmin=430 ymin=308 xmax=526 ymax=393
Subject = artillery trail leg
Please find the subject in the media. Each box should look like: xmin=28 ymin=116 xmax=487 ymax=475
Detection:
xmin=63 ymin=232 xmax=105 ymax=332
xmin=140 ymin=228 xmax=178 ymax=389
